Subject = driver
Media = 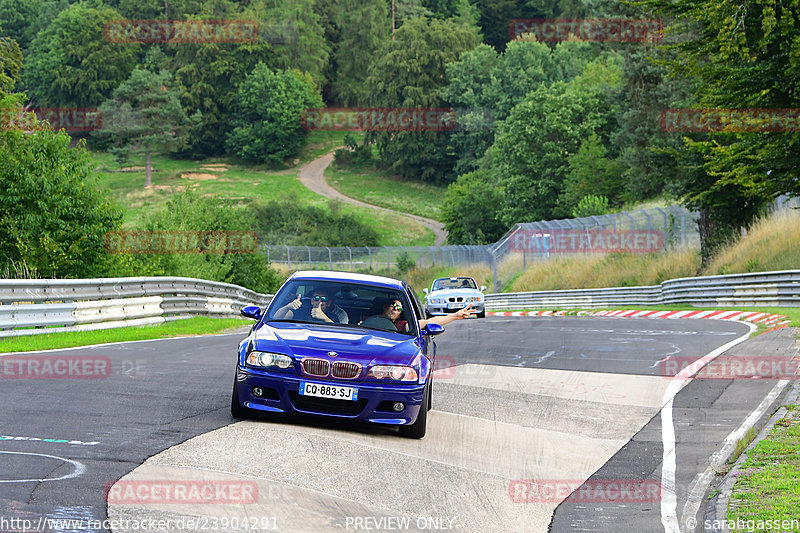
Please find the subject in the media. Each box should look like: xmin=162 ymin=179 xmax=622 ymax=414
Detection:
xmin=274 ymin=286 xmax=349 ymax=324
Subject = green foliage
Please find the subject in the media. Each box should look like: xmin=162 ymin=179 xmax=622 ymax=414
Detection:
xmin=493 ymin=80 xmax=610 ymax=224
xmin=364 ymin=16 xmax=479 ymax=183
xmin=395 ymin=251 xmax=416 ymax=275
xmin=330 ymin=0 xmax=388 ymax=105
xmin=94 ymin=68 xmax=200 ymax=186
xmin=440 ymin=39 xmax=595 ymax=176
xmin=251 ymin=196 xmax=379 ymax=247
xmin=572 ymin=194 xmax=611 ymax=218
xmin=0 ymin=32 xmax=22 ymax=95
xmin=0 ymin=128 xmax=122 ymax=277
xmin=561 ymin=133 xmax=623 ymax=211
xmin=108 ymin=191 xmax=281 ymax=294
xmin=24 ymin=3 xmax=140 ymax=107
xmin=642 ymin=0 xmax=797 ymax=262
xmin=225 ymin=64 xmax=323 ymax=164
xmin=440 ymin=167 xmax=506 ymax=244
xmin=0 ymin=0 xmax=42 ymax=49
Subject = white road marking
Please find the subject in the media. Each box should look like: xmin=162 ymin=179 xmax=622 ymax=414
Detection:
xmin=0 ymin=451 xmax=86 ymax=483
xmin=659 ymin=323 xmax=755 ymax=532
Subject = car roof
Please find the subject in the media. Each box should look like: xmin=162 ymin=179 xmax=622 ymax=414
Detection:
xmin=433 ymin=277 xmax=475 ymax=282
xmin=289 ymin=270 xmax=405 ymax=290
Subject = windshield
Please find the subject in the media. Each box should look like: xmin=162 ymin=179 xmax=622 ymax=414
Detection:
xmin=265 ymin=280 xmax=416 ymax=335
xmin=432 ymin=277 xmax=477 ymax=290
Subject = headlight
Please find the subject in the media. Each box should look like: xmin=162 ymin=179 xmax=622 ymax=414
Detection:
xmin=428 ymin=297 xmax=445 ymax=304
xmin=367 ymin=365 xmax=418 ymax=381
xmin=247 ymin=351 xmax=293 ymax=369
xmin=465 ymin=296 xmax=482 ymax=302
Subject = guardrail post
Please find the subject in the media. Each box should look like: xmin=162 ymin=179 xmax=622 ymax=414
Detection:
xmin=346 ymin=246 xmax=352 ymax=270
xmin=326 ymin=247 xmax=332 ymax=269
xmin=307 ymin=246 xmax=312 ymax=268
xmin=286 ymin=246 xmax=291 ymax=268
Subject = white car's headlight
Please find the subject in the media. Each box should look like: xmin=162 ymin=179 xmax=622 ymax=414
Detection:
xmin=247 ymin=351 xmax=293 ymax=369
xmin=428 ymin=297 xmax=446 ymax=304
xmin=465 ymin=296 xmax=482 ymax=302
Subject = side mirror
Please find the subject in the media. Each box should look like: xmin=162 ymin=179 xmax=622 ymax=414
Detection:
xmin=422 ymin=288 xmax=429 ymax=294
xmin=422 ymin=323 xmax=444 ymax=336
xmin=480 ymin=285 xmax=487 ymax=292
xmin=241 ymin=305 xmax=262 ymax=321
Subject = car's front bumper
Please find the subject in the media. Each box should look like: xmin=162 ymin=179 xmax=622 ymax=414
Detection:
xmin=234 ymin=366 xmax=426 ymax=425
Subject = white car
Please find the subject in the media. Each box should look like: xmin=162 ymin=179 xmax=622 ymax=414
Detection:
xmin=423 ymin=277 xmax=486 ymax=318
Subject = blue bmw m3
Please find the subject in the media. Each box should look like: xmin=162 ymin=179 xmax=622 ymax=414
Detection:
xmin=231 ymin=270 xmax=444 ymax=438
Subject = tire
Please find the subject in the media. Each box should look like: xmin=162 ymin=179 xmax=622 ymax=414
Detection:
xmin=399 ymin=382 xmax=429 ymax=439
xmin=476 ymin=310 xmax=485 ymax=318
xmin=230 ymin=382 xmax=253 ymax=419
xmin=427 ymin=379 xmax=433 ymax=411
xmin=425 ymin=310 xmax=433 ymax=319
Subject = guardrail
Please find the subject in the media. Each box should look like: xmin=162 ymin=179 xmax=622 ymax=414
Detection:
xmin=485 ymin=270 xmax=800 ymax=310
xmin=0 ymin=277 xmax=273 ymax=338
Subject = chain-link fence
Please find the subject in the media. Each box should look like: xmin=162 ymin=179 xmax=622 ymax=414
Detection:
xmin=263 ymin=205 xmax=704 ymax=291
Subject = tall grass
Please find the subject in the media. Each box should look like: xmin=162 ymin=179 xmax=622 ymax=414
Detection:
xmin=507 ymin=248 xmax=701 ymax=292
xmin=703 ymin=209 xmax=800 ymax=275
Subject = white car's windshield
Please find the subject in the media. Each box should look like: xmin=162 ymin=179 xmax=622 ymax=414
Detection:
xmin=432 ymin=277 xmax=477 ymax=290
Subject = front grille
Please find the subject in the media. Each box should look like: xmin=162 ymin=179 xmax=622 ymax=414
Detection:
xmin=448 ymin=297 xmax=463 ymax=302
xmin=332 ymin=361 xmax=361 ymax=379
xmin=302 ymin=358 xmax=330 ymax=377
xmin=289 ymin=392 xmax=367 ymax=416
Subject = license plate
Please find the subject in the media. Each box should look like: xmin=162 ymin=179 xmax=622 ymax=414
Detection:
xmin=299 ymin=382 xmax=358 ymax=401
xmin=447 ymin=303 xmax=465 ymax=309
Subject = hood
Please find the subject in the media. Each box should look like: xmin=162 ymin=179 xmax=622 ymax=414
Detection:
xmin=252 ymin=322 xmax=421 ymax=367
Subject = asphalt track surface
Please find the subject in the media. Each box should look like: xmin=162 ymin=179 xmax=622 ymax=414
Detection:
xmin=0 ymin=317 xmax=793 ymax=533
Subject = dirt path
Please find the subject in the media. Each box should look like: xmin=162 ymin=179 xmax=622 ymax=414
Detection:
xmin=297 ymin=152 xmax=448 ymax=246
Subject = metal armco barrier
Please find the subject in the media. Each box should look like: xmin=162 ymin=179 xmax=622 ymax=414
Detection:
xmin=0 ymin=277 xmax=273 ymax=338
xmin=485 ymin=270 xmax=800 ymax=310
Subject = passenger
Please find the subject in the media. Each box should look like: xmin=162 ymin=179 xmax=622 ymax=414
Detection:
xmin=361 ymin=298 xmax=475 ymax=332
xmin=274 ymin=286 xmax=349 ymax=324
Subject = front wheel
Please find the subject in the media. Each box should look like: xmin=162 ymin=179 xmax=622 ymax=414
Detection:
xmin=399 ymin=382 xmax=429 ymax=439
xmin=476 ymin=310 xmax=485 ymax=318
xmin=230 ymin=382 xmax=254 ymax=419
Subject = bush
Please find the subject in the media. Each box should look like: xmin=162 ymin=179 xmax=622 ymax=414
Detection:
xmin=0 ymin=127 xmax=122 ymax=278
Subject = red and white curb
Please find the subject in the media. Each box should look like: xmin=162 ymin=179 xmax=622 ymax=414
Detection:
xmin=487 ymin=309 xmax=791 ymax=328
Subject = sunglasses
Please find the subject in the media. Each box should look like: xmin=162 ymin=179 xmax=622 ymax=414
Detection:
xmin=311 ymin=295 xmax=329 ymax=302
xmin=390 ymin=303 xmax=403 ymax=311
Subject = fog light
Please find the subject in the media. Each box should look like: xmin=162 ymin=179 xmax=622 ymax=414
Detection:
xmin=392 ymin=402 xmax=405 ymax=412
xmin=252 ymin=387 xmax=264 ymax=398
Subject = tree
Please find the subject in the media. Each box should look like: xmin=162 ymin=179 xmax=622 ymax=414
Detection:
xmin=24 ymin=3 xmax=140 ymax=107
xmin=560 ymin=133 xmax=623 ymax=212
xmin=0 ymin=127 xmax=121 ymax=277
xmin=493 ymin=81 xmax=608 ymax=223
xmin=363 ymin=16 xmax=479 ymax=183
xmin=331 ymin=0 xmax=388 ymax=105
xmin=643 ymin=0 xmax=798 ymax=261
xmin=0 ymin=0 xmax=42 ymax=50
xmin=440 ymin=167 xmax=506 ymax=244
xmin=95 ymin=68 xmax=199 ymax=187
xmin=572 ymin=194 xmax=611 ymax=218
xmin=226 ymin=64 xmax=323 ymax=164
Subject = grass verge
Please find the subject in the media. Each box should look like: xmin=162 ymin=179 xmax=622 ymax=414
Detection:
xmin=326 ymin=161 xmax=447 ymax=221
xmin=727 ymin=404 xmax=800 ymax=528
xmin=0 ymin=317 xmax=248 ymax=353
